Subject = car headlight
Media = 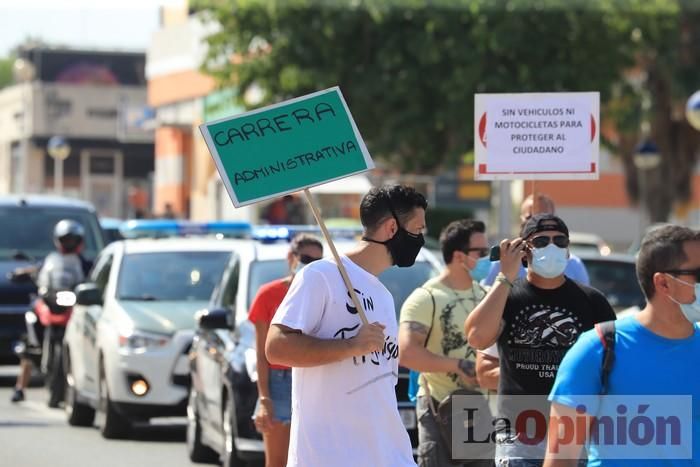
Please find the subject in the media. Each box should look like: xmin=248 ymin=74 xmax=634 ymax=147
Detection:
xmin=118 ymin=330 xmax=170 ymax=353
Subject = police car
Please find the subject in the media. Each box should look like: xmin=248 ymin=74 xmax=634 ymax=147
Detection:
xmin=63 ymin=221 xmax=250 ymax=438
xmin=186 ymin=226 xmax=441 ymax=465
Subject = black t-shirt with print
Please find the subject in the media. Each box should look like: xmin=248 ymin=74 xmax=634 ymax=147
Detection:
xmin=496 ymin=277 xmax=616 ymax=425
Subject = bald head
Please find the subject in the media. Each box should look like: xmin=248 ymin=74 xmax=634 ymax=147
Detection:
xmin=520 ymin=194 xmax=555 ymax=224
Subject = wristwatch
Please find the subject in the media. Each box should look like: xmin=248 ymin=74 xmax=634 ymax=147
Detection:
xmin=495 ymin=272 xmax=514 ymax=288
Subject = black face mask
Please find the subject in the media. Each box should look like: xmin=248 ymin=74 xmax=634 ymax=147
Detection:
xmin=363 ymin=211 xmax=424 ymax=268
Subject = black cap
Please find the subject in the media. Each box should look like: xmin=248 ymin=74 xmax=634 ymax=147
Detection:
xmin=520 ymin=213 xmax=569 ymax=239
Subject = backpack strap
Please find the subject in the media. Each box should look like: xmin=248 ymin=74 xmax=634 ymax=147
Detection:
xmin=594 ymin=320 xmax=616 ymax=395
xmin=418 ymin=287 xmax=439 ymax=416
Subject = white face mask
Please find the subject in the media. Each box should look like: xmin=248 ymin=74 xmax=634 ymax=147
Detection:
xmin=530 ymin=243 xmax=568 ymax=279
xmin=666 ymin=275 xmax=700 ymax=323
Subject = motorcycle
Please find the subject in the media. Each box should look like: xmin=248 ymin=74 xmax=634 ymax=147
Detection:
xmin=11 ymin=268 xmax=78 ymax=408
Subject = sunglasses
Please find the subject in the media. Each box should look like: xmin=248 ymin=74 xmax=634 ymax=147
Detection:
xmin=298 ymin=254 xmax=322 ymax=265
xmin=663 ymin=269 xmax=700 ymax=282
xmin=529 ymin=235 xmax=570 ymax=249
xmin=464 ymin=247 xmax=489 ymax=258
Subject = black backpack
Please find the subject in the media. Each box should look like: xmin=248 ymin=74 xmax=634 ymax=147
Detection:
xmin=594 ymin=320 xmax=616 ymax=395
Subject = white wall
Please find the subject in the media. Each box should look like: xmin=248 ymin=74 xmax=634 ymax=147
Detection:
xmin=146 ymin=16 xmax=219 ymax=80
xmin=32 ymin=84 xmax=152 ymax=142
xmin=555 ymin=206 xmax=642 ymax=252
xmin=0 ymin=83 xmax=32 ymax=142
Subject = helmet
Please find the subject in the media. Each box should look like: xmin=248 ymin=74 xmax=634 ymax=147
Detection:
xmin=53 ymin=219 xmax=85 ymax=253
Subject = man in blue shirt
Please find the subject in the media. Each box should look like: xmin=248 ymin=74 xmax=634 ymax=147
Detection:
xmin=484 ymin=194 xmax=590 ymax=287
xmin=545 ymin=225 xmax=700 ymax=466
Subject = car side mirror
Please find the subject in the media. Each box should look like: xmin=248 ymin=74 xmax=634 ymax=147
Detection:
xmin=75 ymin=283 xmax=103 ymax=306
xmin=197 ymin=308 xmax=231 ymax=330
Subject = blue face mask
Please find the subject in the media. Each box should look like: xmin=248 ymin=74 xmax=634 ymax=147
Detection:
xmin=530 ymin=243 xmax=568 ymax=279
xmin=667 ymin=275 xmax=700 ymax=323
xmin=468 ymin=256 xmax=491 ymax=282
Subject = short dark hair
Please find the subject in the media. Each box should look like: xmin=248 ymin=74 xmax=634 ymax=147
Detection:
xmin=290 ymin=233 xmax=323 ymax=254
xmin=439 ymin=220 xmax=486 ymax=264
xmin=360 ymin=185 xmax=427 ymax=234
xmin=636 ymin=225 xmax=700 ymax=300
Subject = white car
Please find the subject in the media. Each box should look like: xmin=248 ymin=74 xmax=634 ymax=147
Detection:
xmin=63 ymin=237 xmax=236 ymax=438
xmin=186 ymin=234 xmax=442 ymax=464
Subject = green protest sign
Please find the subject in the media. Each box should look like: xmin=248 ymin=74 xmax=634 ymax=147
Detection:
xmin=199 ymin=87 xmax=374 ymax=207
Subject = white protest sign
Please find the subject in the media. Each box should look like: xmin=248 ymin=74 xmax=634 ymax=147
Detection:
xmin=474 ymin=92 xmax=600 ymax=180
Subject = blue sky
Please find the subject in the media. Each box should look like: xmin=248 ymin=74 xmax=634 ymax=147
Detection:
xmin=0 ymin=0 xmax=180 ymax=56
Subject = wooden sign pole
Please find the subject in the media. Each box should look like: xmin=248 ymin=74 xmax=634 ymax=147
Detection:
xmin=531 ymin=179 xmax=538 ymax=214
xmin=303 ymin=189 xmax=369 ymax=325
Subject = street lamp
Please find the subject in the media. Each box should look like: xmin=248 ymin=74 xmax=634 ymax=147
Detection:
xmin=47 ymin=136 xmax=71 ymax=195
xmin=12 ymin=58 xmax=35 ymax=83
xmin=633 ymin=138 xmax=661 ymax=238
xmin=686 ymin=90 xmax=700 ymax=131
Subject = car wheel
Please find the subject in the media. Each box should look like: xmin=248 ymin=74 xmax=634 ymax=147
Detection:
xmin=222 ymin=393 xmax=247 ymax=467
xmin=186 ymin=386 xmax=218 ymax=463
xmin=97 ymin=358 xmax=130 ymax=439
xmin=64 ymin=351 xmax=95 ymax=427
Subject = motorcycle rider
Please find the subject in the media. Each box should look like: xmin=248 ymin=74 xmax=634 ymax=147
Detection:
xmin=11 ymin=220 xmax=91 ymax=405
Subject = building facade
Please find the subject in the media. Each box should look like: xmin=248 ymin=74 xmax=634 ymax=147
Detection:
xmin=0 ymin=47 xmax=154 ymax=218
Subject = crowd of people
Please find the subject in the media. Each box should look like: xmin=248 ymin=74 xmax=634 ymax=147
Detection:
xmin=15 ymin=184 xmax=695 ymax=466
xmin=247 ymin=185 xmax=699 ymax=467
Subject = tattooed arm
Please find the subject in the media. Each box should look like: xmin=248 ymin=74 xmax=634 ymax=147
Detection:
xmin=398 ymin=321 xmax=471 ymax=378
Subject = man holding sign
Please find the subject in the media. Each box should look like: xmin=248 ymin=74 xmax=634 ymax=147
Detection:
xmin=266 ymin=185 xmax=426 ymax=467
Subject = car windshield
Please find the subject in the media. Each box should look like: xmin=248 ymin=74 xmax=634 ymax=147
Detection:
xmin=582 ymin=258 xmax=646 ymax=310
xmin=247 ymin=259 xmax=439 ymax=317
xmin=0 ymin=206 xmax=103 ymax=261
xmin=247 ymin=259 xmax=289 ymax=306
xmin=118 ymin=251 xmax=230 ymax=301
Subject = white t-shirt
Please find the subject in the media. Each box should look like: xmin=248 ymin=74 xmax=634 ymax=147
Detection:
xmin=272 ymin=256 xmax=416 ymax=467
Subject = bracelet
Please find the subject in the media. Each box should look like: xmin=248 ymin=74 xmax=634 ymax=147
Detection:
xmin=495 ymin=273 xmax=514 ymax=288
xmin=259 ymin=396 xmax=271 ymax=402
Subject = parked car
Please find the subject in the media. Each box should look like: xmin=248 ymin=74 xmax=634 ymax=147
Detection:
xmin=578 ymin=252 xmax=645 ymax=313
xmin=63 ymin=237 xmax=235 ymax=438
xmin=568 ymin=232 xmax=612 ymax=257
xmin=0 ymin=195 xmax=103 ymax=364
xmin=187 ymin=232 xmax=441 ymax=465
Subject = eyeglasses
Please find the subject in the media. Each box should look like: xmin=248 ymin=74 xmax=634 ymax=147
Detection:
xmin=298 ymin=254 xmax=322 ymax=265
xmin=529 ymin=235 xmax=570 ymax=249
xmin=663 ymin=269 xmax=700 ymax=282
xmin=464 ymin=248 xmax=489 ymax=258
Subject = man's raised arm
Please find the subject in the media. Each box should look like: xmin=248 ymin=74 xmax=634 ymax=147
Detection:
xmin=465 ymin=238 xmax=525 ymax=349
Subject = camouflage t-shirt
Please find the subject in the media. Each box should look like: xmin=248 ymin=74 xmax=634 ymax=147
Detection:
xmin=400 ymin=277 xmax=487 ymax=401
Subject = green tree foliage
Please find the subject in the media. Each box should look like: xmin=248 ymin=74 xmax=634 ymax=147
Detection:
xmin=0 ymin=56 xmax=14 ymax=89
xmin=606 ymin=3 xmax=700 ymax=222
xmin=194 ymin=0 xmax=699 ymax=222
